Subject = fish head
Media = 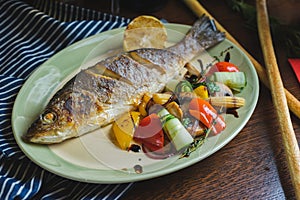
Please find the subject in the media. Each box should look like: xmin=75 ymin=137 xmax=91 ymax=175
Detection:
xmin=23 ymin=103 xmax=77 ymax=144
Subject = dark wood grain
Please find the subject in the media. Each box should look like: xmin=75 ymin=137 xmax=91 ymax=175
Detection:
xmin=25 ymin=0 xmax=300 ymax=199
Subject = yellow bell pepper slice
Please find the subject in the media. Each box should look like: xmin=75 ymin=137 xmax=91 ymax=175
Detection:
xmin=112 ymin=111 xmax=141 ymax=150
xmin=130 ymin=111 xmax=141 ymax=127
xmin=113 ymin=112 xmax=135 ymax=150
xmin=194 ymin=85 xmax=209 ymax=99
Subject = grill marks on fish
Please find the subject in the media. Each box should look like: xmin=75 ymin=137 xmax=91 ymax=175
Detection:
xmin=64 ymin=70 xmax=136 ymax=124
xmin=72 ymin=71 xmax=120 ymax=104
xmin=97 ymin=54 xmax=166 ymax=89
xmin=88 ymin=54 xmax=168 ymax=104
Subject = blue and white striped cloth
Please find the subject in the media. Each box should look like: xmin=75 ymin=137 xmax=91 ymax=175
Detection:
xmin=0 ymin=0 xmax=133 ymax=199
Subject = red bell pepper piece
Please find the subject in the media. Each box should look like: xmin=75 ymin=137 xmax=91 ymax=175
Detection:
xmin=189 ymin=98 xmax=226 ymax=134
xmin=133 ymin=113 xmax=164 ymax=152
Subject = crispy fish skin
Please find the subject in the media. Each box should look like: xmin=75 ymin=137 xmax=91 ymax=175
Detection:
xmin=23 ymin=15 xmax=225 ymax=144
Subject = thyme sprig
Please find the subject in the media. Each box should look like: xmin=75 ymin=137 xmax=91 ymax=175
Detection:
xmin=180 ymin=130 xmax=209 ymax=158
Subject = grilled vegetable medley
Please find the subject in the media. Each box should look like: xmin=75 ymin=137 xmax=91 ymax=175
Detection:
xmin=112 ymin=59 xmax=247 ymax=159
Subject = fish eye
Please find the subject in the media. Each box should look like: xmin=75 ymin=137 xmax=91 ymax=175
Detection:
xmin=41 ymin=111 xmax=57 ymax=124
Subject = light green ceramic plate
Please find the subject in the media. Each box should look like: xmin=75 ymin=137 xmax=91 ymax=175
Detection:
xmin=12 ymin=23 xmax=259 ymax=184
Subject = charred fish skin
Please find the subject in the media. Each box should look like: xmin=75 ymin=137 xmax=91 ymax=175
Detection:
xmin=23 ymin=15 xmax=225 ymax=144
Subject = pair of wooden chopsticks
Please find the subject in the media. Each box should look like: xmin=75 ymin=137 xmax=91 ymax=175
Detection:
xmin=183 ymin=0 xmax=300 ymax=198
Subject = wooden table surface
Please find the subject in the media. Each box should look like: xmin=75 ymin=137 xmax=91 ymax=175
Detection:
xmin=58 ymin=0 xmax=300 ymax=199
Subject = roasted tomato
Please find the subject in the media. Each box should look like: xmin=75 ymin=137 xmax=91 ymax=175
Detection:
xmin=133 ymin=113 xmax=164 ymax=152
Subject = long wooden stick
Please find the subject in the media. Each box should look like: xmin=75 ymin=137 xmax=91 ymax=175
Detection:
xmin=183 ymin=0 xmax=300 ymax=119
xmin=256 ymin=0 xmax=300 ymax=198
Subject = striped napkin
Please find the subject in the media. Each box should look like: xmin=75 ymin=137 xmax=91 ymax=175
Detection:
xmin=0 ymin=0 xmax=133 ymax=199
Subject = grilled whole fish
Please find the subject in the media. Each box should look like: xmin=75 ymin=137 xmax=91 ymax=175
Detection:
xmin=23 ymin=15 xmax=225 ymax=144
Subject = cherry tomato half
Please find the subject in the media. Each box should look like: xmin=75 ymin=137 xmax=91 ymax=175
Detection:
xmin=215 ymin=61 xmax=239 ymax=72
xmin=206 ymin=61 xmax=240 ymax=76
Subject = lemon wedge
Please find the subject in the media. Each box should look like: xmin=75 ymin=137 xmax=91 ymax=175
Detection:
xmin=123 ymin=15 xmax=167 ymax=51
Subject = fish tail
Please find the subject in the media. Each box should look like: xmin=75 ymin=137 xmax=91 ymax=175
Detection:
xmin=188 ymin=14 xmax=225 ymax=49
xmin=167 ymin=15 xmax=225 ymax=61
